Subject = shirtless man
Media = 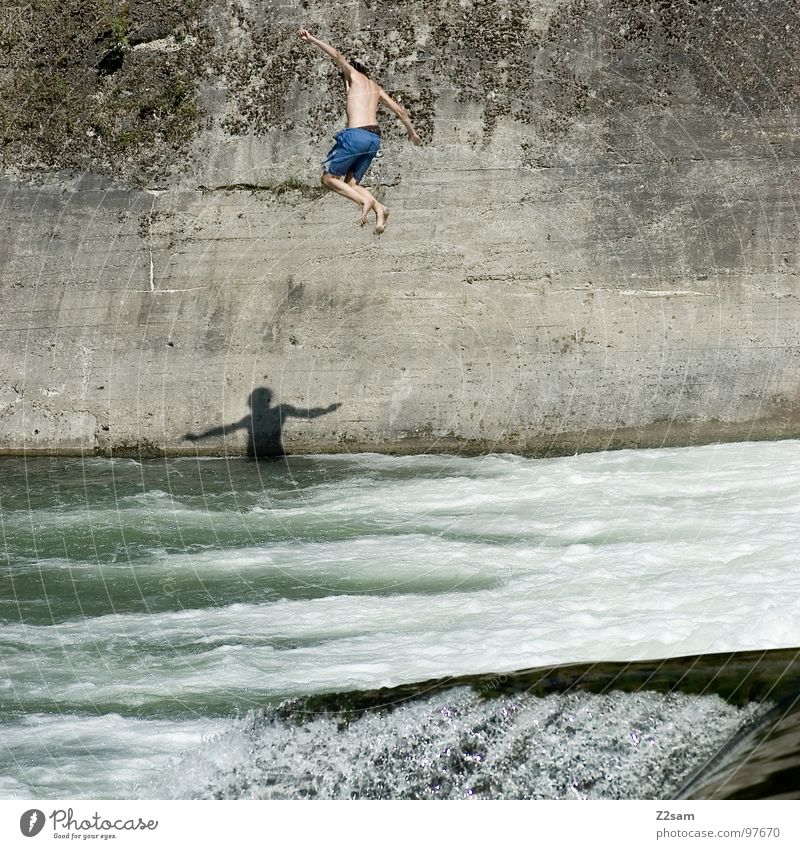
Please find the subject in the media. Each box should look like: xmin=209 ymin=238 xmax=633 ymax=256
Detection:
xmin=298 ymin=28 xmax=422 ymax=234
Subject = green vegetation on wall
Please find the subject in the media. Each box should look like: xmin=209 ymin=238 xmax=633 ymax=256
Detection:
xmin=0 ymin=0 xmax=213 ymax=185
xmin=1 ymin=0 xmax=797 ymax=185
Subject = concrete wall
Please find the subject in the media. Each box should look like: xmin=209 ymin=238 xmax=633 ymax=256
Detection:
xmin=2 ymin=0 xmax=799 ymax=456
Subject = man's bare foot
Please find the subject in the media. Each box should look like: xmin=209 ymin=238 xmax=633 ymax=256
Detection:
xmin=374 ymin=205 xmax=389 ymax=235
xmin=359 ymin=201 xmax=373 ymax=227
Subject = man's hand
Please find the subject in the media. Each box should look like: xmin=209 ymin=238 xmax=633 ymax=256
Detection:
xmin=408 ymin=129 xmax=422 ymax=146
xmin=297 ymin=29 xmax=349 ymax=74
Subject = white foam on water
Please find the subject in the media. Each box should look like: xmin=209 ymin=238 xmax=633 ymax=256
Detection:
xmin=0 ymin=713 xmax=227 ymax=799
xmin=2 ymin=573 xmax=798 ymax=704
xmin=2 ymin=492 xmax=201 ymax=531
xmin=3 ymin=441 xmax=800 ymax=797
xmin=3 ymin=437 xmax=800 ymax=702
xmin=147 ymin=688 xmax=767 ymax=800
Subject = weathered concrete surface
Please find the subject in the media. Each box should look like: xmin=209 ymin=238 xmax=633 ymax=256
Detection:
xmin=1 ymin=0 xmax=799 ymax=456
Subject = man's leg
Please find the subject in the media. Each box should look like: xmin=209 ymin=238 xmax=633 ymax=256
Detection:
xmin=320 ymin=171 xmax=371 ymax=221
xmin=344 ymin=175 xmax=381 ymax=226
xmin=345 ymin=175 xmax=389 ymax=234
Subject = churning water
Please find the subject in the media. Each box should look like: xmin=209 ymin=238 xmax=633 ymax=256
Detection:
xmin=2 ymin=440 xmax=799 ymax=798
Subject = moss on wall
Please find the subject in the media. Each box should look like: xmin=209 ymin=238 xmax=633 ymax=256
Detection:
xmin=1 ymin=0 xmax=797 ymax=183
xmin=204 ymin=0 xmax=800 ymax=148
xmin=0 ymin=0 xmax=213 ymax=184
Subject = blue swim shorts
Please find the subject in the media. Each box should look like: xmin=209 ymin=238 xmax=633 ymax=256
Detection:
xmin=322 ymin=127 xmax=381 ymax=184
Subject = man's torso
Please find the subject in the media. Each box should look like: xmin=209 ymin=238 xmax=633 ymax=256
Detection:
xmin=345 ymin=74 xmax=381 ymax=127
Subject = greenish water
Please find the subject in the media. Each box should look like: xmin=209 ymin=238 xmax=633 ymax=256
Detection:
xmin=2 ymin=442 xmax=800 ymax=798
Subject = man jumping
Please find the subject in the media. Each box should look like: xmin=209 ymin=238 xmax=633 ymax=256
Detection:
xmin=298 ymin=28 xmax=422 ymax=234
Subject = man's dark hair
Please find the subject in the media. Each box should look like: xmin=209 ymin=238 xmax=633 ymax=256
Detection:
xmin=350 ymin=59 xmax=370 ymax=77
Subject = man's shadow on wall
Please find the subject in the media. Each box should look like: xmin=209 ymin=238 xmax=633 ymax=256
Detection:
xmin=184 ymin=386 xmax=341 ymax=458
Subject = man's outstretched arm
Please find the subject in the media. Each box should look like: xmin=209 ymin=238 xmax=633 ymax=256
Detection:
xmin=298 ymin=29 xmax=353 ymax=80
xmin=378 ymin=89 xmax=422 ymax=145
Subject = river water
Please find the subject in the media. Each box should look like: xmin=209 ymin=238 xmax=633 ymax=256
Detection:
xmin=2 ymin=441 xmax=799 ymax=798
